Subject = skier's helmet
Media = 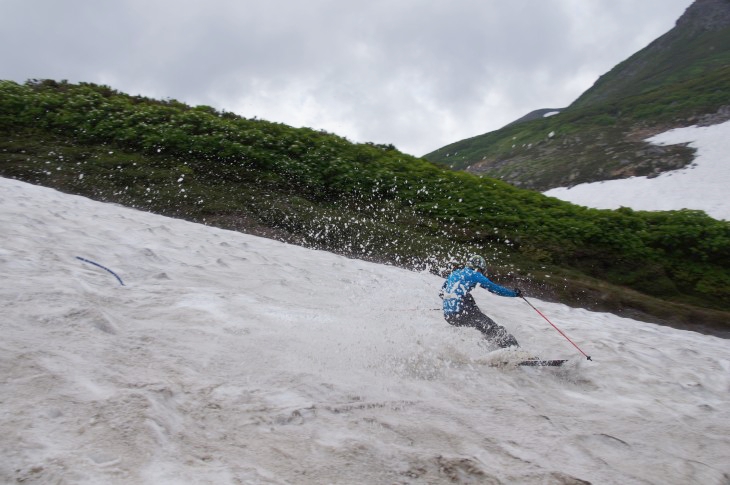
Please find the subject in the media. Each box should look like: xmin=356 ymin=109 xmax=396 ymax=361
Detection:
xmin=466 ymin=254 xmax=486 ymax=271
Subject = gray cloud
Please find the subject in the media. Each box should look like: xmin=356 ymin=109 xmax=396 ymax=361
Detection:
xmin=1 ymin=0 xmax=693 ymax=155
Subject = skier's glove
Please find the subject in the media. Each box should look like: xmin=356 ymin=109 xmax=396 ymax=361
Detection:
xmin=513 ymin=287 xmax=523 ymax=297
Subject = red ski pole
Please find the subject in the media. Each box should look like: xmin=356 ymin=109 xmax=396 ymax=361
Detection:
xmin=522 ymin=297 xmax=592 ymax=361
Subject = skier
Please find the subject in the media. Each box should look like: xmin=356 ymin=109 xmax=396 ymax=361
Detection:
xmin=440 ymin=255 xmax=522 ymax=348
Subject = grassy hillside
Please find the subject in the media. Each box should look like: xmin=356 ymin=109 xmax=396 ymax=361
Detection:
xmin=423 ymin=0 xmax=730 ymax=190
xmin=2 ymin=80 xmax=730 ymax=331
xmin=571 ymin=0 xmax=730 ymax=110
xmin=423 ymin=64 xmax=730 ymax=189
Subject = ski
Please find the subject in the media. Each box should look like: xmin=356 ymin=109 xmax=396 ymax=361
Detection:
xmin=517 ymin=359 xmax=567 ymax=367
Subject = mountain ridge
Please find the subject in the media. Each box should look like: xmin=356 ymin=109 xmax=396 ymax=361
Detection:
xmin=423 ymin=0 xmax=730 ymax=191
xmin=501 ymin=108 xmax=564 ymax=128
xmin=570 ymin=0 xmax=730 ymax=111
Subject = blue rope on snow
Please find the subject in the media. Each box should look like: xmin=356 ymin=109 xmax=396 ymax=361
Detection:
xmin=76 ymin=256 xmax=125 ymax=286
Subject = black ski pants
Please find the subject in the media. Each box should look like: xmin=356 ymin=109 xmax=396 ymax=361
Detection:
xmin=445 ymin=294 xmax=519 ymax=348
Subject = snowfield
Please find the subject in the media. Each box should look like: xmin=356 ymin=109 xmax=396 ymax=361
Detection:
xmin=1 ymin=177 xmax=729 ymax=484
xmin=544 ymin=120 xmax=730 ymax=221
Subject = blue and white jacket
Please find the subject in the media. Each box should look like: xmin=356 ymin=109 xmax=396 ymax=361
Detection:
xmin=441 ymin=267 xmax=518 ymax=315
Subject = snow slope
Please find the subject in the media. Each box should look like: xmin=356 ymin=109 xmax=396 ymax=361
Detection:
xmin=1 ymin=177 xmax=729 ymax=484
xmin=544 ymin=120 xmax=730 ymax=221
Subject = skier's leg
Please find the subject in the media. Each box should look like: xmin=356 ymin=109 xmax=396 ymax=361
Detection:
xmin=491 ymin=326 xmax=520 ymax=348
xmin=444 ymin=294 xmax=478 ymax=328
xmin=471 ymin=313 xmax=519 ymax=348
xmin=445 ymin=296 xmax=519 ymax=347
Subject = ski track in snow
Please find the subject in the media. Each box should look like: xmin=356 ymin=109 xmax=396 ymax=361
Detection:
xmin=1 ymin=177 xmax=729 ymax=484
xmin=544 ymin=120 xmax=730 ymax=221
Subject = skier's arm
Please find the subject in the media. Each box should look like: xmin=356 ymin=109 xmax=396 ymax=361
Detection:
xmin=477 ymin=274 xmax=519 ymax=297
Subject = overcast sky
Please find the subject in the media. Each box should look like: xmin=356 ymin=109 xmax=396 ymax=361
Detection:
xmin=1 ymin=0 xmax=694 ymax=156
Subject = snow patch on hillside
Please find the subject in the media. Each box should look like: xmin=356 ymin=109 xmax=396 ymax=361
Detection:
xmin=544 ymin=120 xmax=730 ymax=220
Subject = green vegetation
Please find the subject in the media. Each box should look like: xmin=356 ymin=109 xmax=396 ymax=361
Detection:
xmin=423 ymin=66 xmax=730 ymax=189
xmin=424 ymin=10 xmax=730 ymax=190
xmin=571 ymin=13 xmax=730 ymax=111
xmin=2 ymin=80 xmax=729 ymax=331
